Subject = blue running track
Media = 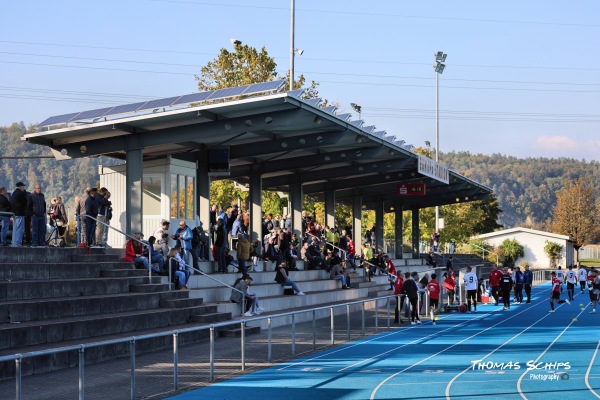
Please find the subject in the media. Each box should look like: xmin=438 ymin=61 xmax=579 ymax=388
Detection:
xmin=166 ymin=283 xmax=600 ymax=400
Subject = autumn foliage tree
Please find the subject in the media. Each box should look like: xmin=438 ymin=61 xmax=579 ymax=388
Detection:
xmin=551 ymin=178 xmax=599 ymax=250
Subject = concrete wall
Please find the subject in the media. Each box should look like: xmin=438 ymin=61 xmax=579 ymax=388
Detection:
xmin=481 ymin=231 xmax=573 ymax=268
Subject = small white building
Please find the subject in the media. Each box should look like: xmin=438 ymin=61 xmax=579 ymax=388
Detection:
xmin=99 ymin=157 xmax=198 ymax=248
xmin=474 ymin=227 xmax=574 ymax=268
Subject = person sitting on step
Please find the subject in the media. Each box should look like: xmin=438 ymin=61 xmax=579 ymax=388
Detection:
xmin=274 ymin=260 xmax=305 ymax=295
xmin=230 ymin=275 xmax=257 ymax=317
xmin=166 ymin=244 xmax=190 ymax=290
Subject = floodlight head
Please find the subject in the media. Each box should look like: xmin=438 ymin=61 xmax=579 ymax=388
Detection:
xmin=230 ymin=38 xmax=242 ymax=46
xmin=425 ymin=140 xmax=431 ymax=147
xmin=350 ymin=103 xmax=361 ymax=113
xmin=434 ymin=63 xmax=445 ymax=74
xmin=435 ymin=51 xmax=447 ymax=62
xmin=295 ymin=48 xmax=304 ymax=55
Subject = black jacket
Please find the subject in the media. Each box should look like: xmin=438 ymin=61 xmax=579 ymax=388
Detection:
xmin=10 ymin=189 xmax=27 ymax=216
xmin=0 ymin=194 xmax=10 ymax=213
xmin=85 ymin=195 xmax=99 ymax=217
xmin=401 ymin=278 xmax=419 ymax=300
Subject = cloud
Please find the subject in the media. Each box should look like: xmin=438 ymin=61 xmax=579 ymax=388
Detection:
xmin=533 ymin=135 xmax=579 ymax=151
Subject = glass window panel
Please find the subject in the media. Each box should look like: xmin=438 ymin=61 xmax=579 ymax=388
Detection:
xmin=143 ymin=176 xmax=162 ymax=216
xmin=179 ymin=175 xmax=185 ymax=219
xmin=186 ymin=176 xmax=195 ymax=220
xmin=170 ymin=174 xmax=178 ymax=218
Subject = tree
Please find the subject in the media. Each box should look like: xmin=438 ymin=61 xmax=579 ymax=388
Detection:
xmin=551 ymin=178 xmax=599 ymax=250
xmin=497 ymin=238 xmax=524 ymax=268
xmin=544 ymin=241 xmax=563 ymax=268
xmin=195 ymin=43 xmax=320 ymax=98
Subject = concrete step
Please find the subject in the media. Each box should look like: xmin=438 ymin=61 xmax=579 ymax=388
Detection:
xmin=0 ymin=261 xmax=134 ymax=281
xmin=218 ymin=325 xmax=261 ymax=337
xmin=0 ymin=290 xmax=189 ymax=323
xmin=99 ymin=268 xmax=147 ymax=278
xmin=0 ymin=276 xmax=165 ymax=301
xmin=0 ymin=305 xmax=215 ymax=351
xmin=0 ymin=247 xmax=95 ymax=263
xmin=159 ymin=297 xmax=204 ymax=308
xmin=71 ymin=254 xmax=121 ymax=263
xmin=189 ymin=312 xmax=232 ymax=324
xmin=128 ymin=282 xmax=170 ymax=293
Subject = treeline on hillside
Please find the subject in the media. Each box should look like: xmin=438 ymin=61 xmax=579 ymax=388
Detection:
xmin=442 ymin=151 xmax=600 ymax=227
xmin=0 ymin=122 xmax=119 ymax=214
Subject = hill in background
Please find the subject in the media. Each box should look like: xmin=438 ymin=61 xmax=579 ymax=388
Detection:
xmin=2 ymin=122 xmax=599 ymax=228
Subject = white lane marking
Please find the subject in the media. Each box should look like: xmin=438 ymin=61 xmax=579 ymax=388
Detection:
xmin=516 ymin=298 xmax=589 ymax=399
xmin=584 ymin=339 xmax=600 ymax=398
xmin=277 ymin=307 xmax=497 ymax=371
xmin=444 ymin=299 xmax=555 ymax=399
xmin=369 ymin=302 xmax=540 ymax=400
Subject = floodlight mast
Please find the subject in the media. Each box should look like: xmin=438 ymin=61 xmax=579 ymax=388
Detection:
xmin=434 ymin=51 xmax=447 ymax=234
xmin=351 ymin=103 xmax=362 ymax=120
xmin=290 ymin=0 xmax=295 ymax=91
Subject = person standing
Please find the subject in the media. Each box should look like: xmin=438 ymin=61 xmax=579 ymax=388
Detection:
xmin=565 ymin=265 xmax=577 ymax=302
xmin=401 ymin=272 xmax=421 ymax=325
xmin=589 ymin=269 xmax=599 ymax=314
xmin=27 ymin=184 xmax=46 ymax=247
xmin=393 ymin=271 xmax=405 ymax=324
xmin=549 ymin=271 xmax=570 ymax=313
xmin=500 ymin=268 xmax=513 ymax=310
xmin=444 ymin=269 xmax=456 ymax=306
xmin=94 ymin=187 xmax=111 ymax=247
xmin=464 ymin=266 xmax=479 ymax=313
xmin=579 ymin=267 xmax=588 ymax=294
xmin=76 ymin=187 xmax=90 ymax=246
xmin=523 ymin=264 xmax=533 ymax=303
xmin=10 ymin=182 xmax=27 ymax=247
xmin=0 ymin=187 xmax=11 ymax=246
xmin=513 ymin=266 xmax=524 ymax=304
xmin=555 ymin=266 xmax=565 ymax=293
xmin=489 ymin=264 xmax=503 ymax=306
xmin=154 ymin=220 xmax=171 ymax=255
xmin=172 ymin=220 xmax=193 ymax=272
xmin=85 ymin=188 xmax=98 ymax=247
xmin=214 ymin=218 xmax=227 ymax=273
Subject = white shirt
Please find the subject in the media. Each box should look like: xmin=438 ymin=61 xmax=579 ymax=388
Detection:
xmin=464 ymin=272 xmax=478 ymax=290
xmin=556 ymin=270 xmax=564 ymax=280
xmin=579 ymin=269 xmax=588 ymax=281
xmin=565 ymin=270 xmax=576 ymax=284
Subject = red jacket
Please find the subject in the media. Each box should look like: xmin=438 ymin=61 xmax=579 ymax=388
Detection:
xmin=489 ymin=269 xmax=503 ymax=287
xmin=444 ymin=274 xmax=456 ymax=291
xmin=394 ymin=276 xmax=404 ymax=295
xmin=122 ymin=239 xmax=142 ymax=262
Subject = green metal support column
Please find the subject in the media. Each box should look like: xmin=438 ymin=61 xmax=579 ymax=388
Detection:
xmin=411 ymin=207 xmax=420 ymax=259
xmin=125 ymin=134 xmax=143 ymax=235
xmin=394 ymin=200 xmax=403 ymax=259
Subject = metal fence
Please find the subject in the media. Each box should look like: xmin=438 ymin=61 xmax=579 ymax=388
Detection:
xmin=0 ymin=294 xmax=411 ymax=400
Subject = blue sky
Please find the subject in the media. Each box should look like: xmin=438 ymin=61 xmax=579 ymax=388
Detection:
xmin=1 ymin=1 xmax=598 ymax=161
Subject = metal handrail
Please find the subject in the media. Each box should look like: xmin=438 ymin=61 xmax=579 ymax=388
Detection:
xmin=470 ymin=242 xmax=499 ymax=265
xmin=0 ymin=291 xmax=435 ymax=400
xmin=0 ymin=211 xmax=15 ymax=218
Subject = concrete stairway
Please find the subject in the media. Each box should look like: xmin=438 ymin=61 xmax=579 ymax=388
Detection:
xmin=0 ymin=247 xmax=232 ymax=379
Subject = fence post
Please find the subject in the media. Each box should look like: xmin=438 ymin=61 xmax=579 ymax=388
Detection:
xmin=346 ymin=304 xmax=351 ymax=341
xmin=209 ymin=326 xmax=215 ymax=381
xmin=173 ymin=332 xmax=179 ymax=391
xmin=15 ymin=355 xmax=22 ymax=400
xmin=330 ymin=307 xmax=335 ymax=345
xmin=78 ymin=346 xmax=85 ymax=400
xmin=268 ymin=317 xmax=273 ymax=363
xmin=312 ymin=310 xmax=316 ymax=350
xmin=130 ymin=338 xmax=136 ymax=400
xmin=241 ymin=321 xmax=246 ymax=371
xmin=292 ymin=313 xmax=296 ymax=356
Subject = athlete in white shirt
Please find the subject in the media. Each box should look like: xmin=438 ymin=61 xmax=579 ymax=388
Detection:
xmin=464 ymin=266 xmax=479 ymax=312
xmin=565 ymin=265 xmax=577 ymax=301
xmin=579 ymin=267 xmax=588 ymax=294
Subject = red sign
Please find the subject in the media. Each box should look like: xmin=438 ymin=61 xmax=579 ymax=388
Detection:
xmin=397 ymin=183 xmax=426 ymax=196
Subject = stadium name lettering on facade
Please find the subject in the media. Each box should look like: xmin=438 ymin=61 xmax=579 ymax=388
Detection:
xmin=418 ymin=154 xmax=449 ymax=184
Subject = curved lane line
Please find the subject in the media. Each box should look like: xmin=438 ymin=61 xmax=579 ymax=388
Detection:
xmin=516 ymin=305 xmax=589 ymax=399
xmin=370 ymin=302 xmax=541 ymax=400
xmin=584 ymin=339 xmax=600 ymax=398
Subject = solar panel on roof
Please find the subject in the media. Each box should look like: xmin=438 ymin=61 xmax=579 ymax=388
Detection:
xmin=362 ymin=125 xmax=376 ymax=133
xmin=336 ymin=113 xmax=351 ymax=121
xmin=287 ymin=89 xmax=305 ymax=98
xmin=373 ymin=131 xmax=386 ymax=138
xmin=172 ymin=91 xmax=213 ymax=105
xmin=72 ymin=107 xmax=115 ymax=121
xmin=39 ymin=112 xmax=83 ymax=127
xmin=305 ymin=98 xmax=322 ymax=107
xmin=242 ymin=80 xmax=285 ymax=94
xmin=322 ymin=106 xmax=337 ymax=114
xmin=350 ymin=120 xmax=363 ymax=128
xmin=206 ymin=85 xmax=251 ymax=100
xmin=140 ymin=96 xmax=182 ymax=110
xmin=108 ymin=101 xmax=148 ymax=116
